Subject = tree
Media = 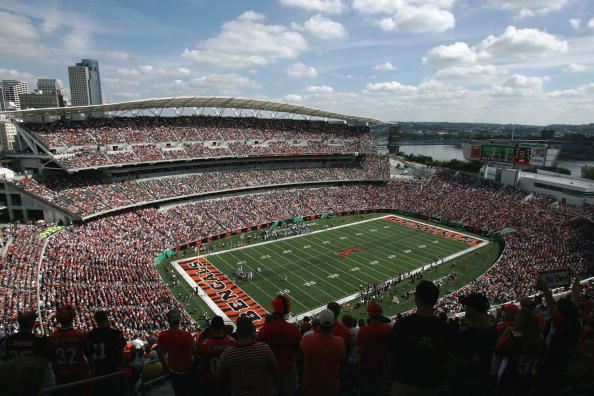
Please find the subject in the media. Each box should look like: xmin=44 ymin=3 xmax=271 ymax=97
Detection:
xmin=581 ymin=165 xmax=594 ymax=180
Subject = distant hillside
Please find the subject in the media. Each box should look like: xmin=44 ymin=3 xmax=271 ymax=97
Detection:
xmin=371 ymin=122 xmax=594 ymax=139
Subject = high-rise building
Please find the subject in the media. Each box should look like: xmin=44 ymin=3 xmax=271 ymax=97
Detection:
xmin=19 ymin=92 xmax=64 ymax=109
xmin=37 ymin=79 xmax=67 ymax=97
xmin=68 ymin=59 xmax=103 ymax=106
xmin=0 ymin=117 xmax=17 ymax=151
xmin=1 ymin=80 xmax=28 ymax=110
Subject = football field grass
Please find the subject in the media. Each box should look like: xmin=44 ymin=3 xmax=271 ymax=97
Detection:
xmin=163 ymin=213 xmax=499 ymax=325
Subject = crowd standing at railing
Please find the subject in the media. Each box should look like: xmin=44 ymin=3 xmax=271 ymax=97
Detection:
xmin=1 ymin=277 xmax=592 ymax=395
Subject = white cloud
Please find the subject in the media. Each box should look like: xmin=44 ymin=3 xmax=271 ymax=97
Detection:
xmin=563 ymin=64 xmax=589 ymax=73
xmin=0 ymin=68 xmax=36 ymax=81
xmin=490 ymin=74 xmax=549 ymax=96
xmin=365 ymin=81 xmax=418 ymax=94
xmin=286 ymin=62 xmax=318 ymax=78
xmin=153 ymin=73 xmax=261 ymax=96
xmin=478 ymin=26 xmax=568 ymax=60
xmin=104 ymin=51 xmax=130 ymax=61
xmin=588 ymin=18 xmax=594 ymax=29
xmin=547 ymin=83 xmax=594 ymax=98
xmin=352 ymin=0 xmax=455 ymax=33
xmin=182 ymin=11 xmax=307 ymax=68
xmin=116 ymin=66 xmax=191 ymax=79
xmin=569 ymin=18 xmax=581 ymax=30
xmin=372 ymin=62 xmax=396 ymax=71
xmin=423 ymin=42 xmax=478 ymax=67
xmin=0 ymin=10 xmax=39 ymax=40
xmin=279 ymin=0 xmax=348 ymax=14
xmin=516 ymin=8 xmax=535 ymax=19
xmin=283 ymin=94 xmax=304 ymax=102
xmin=293 ymin=14 xmax=346 ymax=39
xmin=306 ymin=85 xmax=334 ymax=93
xmin=489 ymin=0 xmax=570 ymax=14
xmin=434 ymin=65 xmax=502 ymax=82
xmin=0 ymin=10 xmax=50 ymax=58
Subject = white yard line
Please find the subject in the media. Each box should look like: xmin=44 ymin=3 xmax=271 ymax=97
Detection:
xmin=287 ymin=240 xmax=487 ymax=323
xmin=200 ymin=214 xmax=487 ymax=259
xmin=171 ymin=214 xmax=489 ymax=324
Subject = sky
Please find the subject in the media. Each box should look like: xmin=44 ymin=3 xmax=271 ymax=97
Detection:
xmin=1 ymin=0 xmax=594 ymax=125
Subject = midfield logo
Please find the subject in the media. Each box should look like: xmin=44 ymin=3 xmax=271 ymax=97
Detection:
xmin=332 ymin=247 xmax=366 ymax=258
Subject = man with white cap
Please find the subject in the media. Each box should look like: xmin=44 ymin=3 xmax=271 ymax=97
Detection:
xmin=300 ymin=308 xmax=345 ymax=396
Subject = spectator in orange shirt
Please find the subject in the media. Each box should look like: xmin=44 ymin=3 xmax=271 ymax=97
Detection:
xmin=301 ymin=309 xmax=345 ymax=396
xmin=157 ymin=309 xmax=195 ymax=396
xmin=357 ymin=302 xmax=392 ymax=396
xmin=257 ymin=295 xmax=301 ymax=396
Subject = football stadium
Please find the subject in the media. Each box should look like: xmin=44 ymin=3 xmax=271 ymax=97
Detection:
xmin=1 ymin=98 xmax=593 ymax=394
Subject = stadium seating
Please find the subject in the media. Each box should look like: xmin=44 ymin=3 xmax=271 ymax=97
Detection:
xmin=13 ymin=155 xmax=389 ymax=217
xmin=2 ymin=174 xmax=592 ymax=340
xmin=25 ymin=116 xmax=375 ymax=170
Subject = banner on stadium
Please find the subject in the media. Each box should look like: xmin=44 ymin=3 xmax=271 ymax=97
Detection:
xmin=539 ymin=269 xmax=571 ymax=289
xmin=37 ymin=226 xmax=63 ymax=239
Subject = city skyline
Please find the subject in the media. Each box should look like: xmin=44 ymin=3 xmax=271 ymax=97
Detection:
xmin=1 ymin=0 xmax=594 ymax=124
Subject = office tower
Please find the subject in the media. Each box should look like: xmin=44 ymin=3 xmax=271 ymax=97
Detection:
xmin=68 ymin=59 xmax=103 ymax=106
xmin=1 ymin=80 xmax=28 ymax=110
xmin=37 ymin=79 xmax=67 ymax=97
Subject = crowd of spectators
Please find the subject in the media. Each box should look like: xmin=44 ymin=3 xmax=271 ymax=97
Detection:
xmin=24 ymin=116 xmax=375 ymax=169
xmin=2 ymin=172 xmax=592 ymax=345
xmin=13 ymin=156 xmax=388 ymax=217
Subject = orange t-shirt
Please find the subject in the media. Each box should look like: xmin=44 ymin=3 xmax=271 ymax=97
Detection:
xmin=158 ymin=329 xmax=194 ymax=371
xmin=301 ymin=332 xmax=345 ymax=396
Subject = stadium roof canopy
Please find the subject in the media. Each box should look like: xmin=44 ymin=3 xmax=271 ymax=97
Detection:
xmin=3 ymin=97 xmax=388 ymax=124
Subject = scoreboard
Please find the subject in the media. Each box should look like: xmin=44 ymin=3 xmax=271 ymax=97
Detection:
xmin=476 ymin=145 xmax=532 ymax=164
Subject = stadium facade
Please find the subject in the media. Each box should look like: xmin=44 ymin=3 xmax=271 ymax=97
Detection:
xmin=0 ymin=97 xmax=388 ymax=224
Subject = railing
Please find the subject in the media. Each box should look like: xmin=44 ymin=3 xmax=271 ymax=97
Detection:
xmin=42 ymin=371 xmax=127 ymax=395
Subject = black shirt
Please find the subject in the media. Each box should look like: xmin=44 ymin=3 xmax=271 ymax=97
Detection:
xmin=85 ymin=327 xmax=126 ymax=375
xmin=389 ymin=314 xmax=456 ymax=389
xmin=454 ymin=326 xmax=497 ymax=378
xmin=4 ymin=332 xmax=47 ymax=360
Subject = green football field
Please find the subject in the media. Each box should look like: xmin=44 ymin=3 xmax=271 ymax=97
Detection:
xmin=166 ymin=213 xmax=495 ymax=322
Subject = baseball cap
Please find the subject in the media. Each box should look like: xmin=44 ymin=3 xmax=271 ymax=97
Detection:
xmin=366 ymin=302 xmax=383 ymax=317
xmin=502 ymin=303 xmax=519 ymax=313
xmin=167 ymin=309 xmax=182 ymax=323
xmin=318 ymin=308 xmax=335 ymax=328
xmin=458 ymin=293 xmax=490 ymax=313
xmin=56 ymin=306 xmax=75 ymax=324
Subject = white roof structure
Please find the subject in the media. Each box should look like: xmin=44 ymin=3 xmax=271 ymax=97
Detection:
xmin=2 ymin=96 xmax=387 ymax=124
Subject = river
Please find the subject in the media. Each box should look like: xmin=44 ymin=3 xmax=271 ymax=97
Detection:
xmin=400 ymin=145 xmax=594 ymax=177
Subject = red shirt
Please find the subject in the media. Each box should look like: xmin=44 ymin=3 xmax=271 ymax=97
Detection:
xmin=356 ymin=322 xmax=392 ymax=373
xmin=47 ymin=327 xmax=91 ymax=382
xmin=158 ymin=328 xmax=194 ymax=371
xmin=199 ymin=335 xmax=236 ymax=382
xmin=256 ymin=320 xmax=301 ymax=373
xmin=301 ymin=332 xmax=345 ymax=396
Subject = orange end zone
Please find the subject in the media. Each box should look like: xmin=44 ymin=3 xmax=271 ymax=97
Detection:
xmin=178 ymin=257 xmax=269 ymax=328
xmin=383 ymin=216 xmax=484 ymax=246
